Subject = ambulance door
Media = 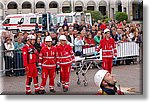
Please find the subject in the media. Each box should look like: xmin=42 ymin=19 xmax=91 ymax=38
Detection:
xmin=42 ymin=13 xmax=48 ymax=32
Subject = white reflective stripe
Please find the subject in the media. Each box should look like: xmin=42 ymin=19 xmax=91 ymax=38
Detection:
xmin=102 ymin=50 xmax=113 ymax=52
xmin=39 ymin=57 xmax=42 ymax=59
xmin=65 ymin=82 xmax=69 ymax=85
xmin=43 ymin=56 xmax=55 ymax=59
xmin=34 ymin=84 xmax=38 ymax=86
xmin=40 ymin=87 xmax=45 ymax=90
xmin=42 ymin=64 xmax=56 ymax=67
xmin=35 ymin=87 xmax=39 ymax=90
xmin=26 ymin=85 xmax=30 ymax=88
xmin=60 ymin=61 xmax=72 ymax=65
xmin=103 ymin=55 xmax=113 ymax=57
xmin=114 ymin=48 xmax=117 ymax=50
xmin=58 ymin=55 xmax=71 ymax=59
xmin=27 ymin=90 xmax=31 ymax=92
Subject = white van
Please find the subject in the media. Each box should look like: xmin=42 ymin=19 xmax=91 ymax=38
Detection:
xmin=2 ymin=13 xmax=57 ymax=33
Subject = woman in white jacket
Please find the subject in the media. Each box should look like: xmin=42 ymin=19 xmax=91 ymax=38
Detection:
xmin=74 ymin=35 xmax=84 ymax=56
xmin=4 ymin=38 xmax=14 ymax=76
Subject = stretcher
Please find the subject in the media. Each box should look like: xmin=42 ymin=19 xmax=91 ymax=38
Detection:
xmin=74 ymin=54 xmax=102 ymax=86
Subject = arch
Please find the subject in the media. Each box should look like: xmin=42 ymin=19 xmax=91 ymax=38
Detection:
xmin=132 ymin=0 xmax=143 ymax=20
xmin=7 ymin=1 xmax=18 ymax=9
xmin=62 ymin=1 xmax=71 ymax=13
xmin=36 ymin=1 xmax=45 ymax=8
xmin=0 ymin=2 xmax=3 ymax=9
xmin=22 ymin=1 xmax=32 ymax=9
xmin=87 ymin=1 xmax=95 ymax=11
xmin=116 ymin=0 xmax=122 ymax=12
xmin=99 ymin=0 xmax=107 ymax=15
xmin=49 ymin=1 xmax=58 ymax=8
xmin=75 ymin=1 xmax=84 ymax=12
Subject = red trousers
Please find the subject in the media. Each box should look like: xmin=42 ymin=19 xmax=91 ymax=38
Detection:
xmin=60 ymin=64 xmax=71 ymax=88
xmin=26 ymin=64 xmax=39 ymax=93
xmin=40 ymin=68 xmax=56 ymax=90
xmin=102 ymin=58 xmax=113 ymax=73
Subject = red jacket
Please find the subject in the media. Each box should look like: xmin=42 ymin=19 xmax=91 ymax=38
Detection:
xmin=96 ymin=37 xmax=117 ymax=58
xmin=56 ymin=44 xmax=75 ymax=65
xmin=22 ymin=44 xmax=38 ymax=67
xmin=39 ymin=46 xmax=57 ymax=69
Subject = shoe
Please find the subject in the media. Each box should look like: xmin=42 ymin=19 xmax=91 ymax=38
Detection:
xmin=35 ymin=91 xmax=40 ymax=95
xmin=26 ymin=91 xmax=31 ymax=95
xmin=50 ymin=89 xmax=56 ymax=93
xmin=39 ymin=90 xmax=46 ymax=94
xmin=63 ymin=87 xmax=68 ymax=92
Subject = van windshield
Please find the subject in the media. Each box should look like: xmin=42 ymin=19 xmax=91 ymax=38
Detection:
xmin=3 ymin=19 xmax=10 ymax=24
xmin=65 ymin=16 xmax=72 ymax=23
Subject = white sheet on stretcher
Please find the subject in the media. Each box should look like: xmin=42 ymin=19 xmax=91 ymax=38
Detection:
xmin=75 ymin=56 xmax=85 ymax=62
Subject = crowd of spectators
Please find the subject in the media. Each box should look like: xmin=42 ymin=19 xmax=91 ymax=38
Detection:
xmin=0 ymin=19 xmax=143 ymax=76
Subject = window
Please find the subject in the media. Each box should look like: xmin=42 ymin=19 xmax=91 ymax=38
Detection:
xmin=30 ymin=18 xmax=37 ymax=23
xmin=3 ymin=19 xmax=10 ymax=24
xmin=65 ymin=16 xmax=72 ymax=23
xmin=20 ymin=18 xmax=24 ymax=24
xmin=39 ymin=17 xmax=42 ymax=24
xmin=124 ymin=7 xmax=126 ymax=13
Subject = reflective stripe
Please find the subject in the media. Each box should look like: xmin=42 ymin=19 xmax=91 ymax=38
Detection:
xmin=26 ymin=90 xmax=31 ymax=92
xmin=102 ymin=55 xmax=113 ymax=58
xmin=42 ymin=64 xmax=56 ymax=67
xmin=58 ymin=55 xmax=71 ymax=59
xmin=60 ymin=61 xmax=72 ymax=65
xmin=26 ymin=85 xmax=30 ymax=88
xmin=43 ymin=56 xmax=55 ymax=59
xmin=102 ymin=50 xmax=113 ymax=52
xmin=34 ymin=84 xmax=38 ymax=86
xmin=65 ymin=82 xmax=69 ymax=85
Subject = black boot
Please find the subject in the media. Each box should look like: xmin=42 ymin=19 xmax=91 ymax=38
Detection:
xmin=63 ymin=87 xmax=68 ymax=92
xmin=50 ymin=89 xmax=56 ymax=93
xmin=39 ymin=90 xmax=46 ymax=94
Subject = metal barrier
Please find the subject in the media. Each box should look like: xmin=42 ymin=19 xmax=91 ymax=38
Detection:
xmin=74 ymin=42 xmax=140 ymax=61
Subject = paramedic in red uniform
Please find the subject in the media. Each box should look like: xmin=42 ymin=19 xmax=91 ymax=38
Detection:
xmin=96 ymin=29 xmax=117 ymax=73
xmin=56 ymin=35 xmax=75 ymax=92
xmin=22 ymin=35 xmax=40 ymax=95
xmin=38 ymin=36 xmax=57 ymax=94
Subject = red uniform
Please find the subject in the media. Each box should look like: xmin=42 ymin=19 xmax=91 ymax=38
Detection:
xmin=38 ymin=46 xmax=57 ymax=90
xmin=56 ymin=44 xmax=75 ymax=89
xmin=22 ymin=44 xmax=39 ymax=94
xmin=96 ymin=38 xmax=117 ymax=73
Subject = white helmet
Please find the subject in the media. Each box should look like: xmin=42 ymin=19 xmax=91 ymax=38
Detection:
xmin=45 ymin=36 xmax=52 ymax=42
xmin=27 ymin=35 xmax=36 ymax=40
xmin=94 ymin=70 xmax=108 ymax=87
xmin=59 ymin=35 xmax=67 ymax=41
xmin=104 ymin=29 xmax=110 ymax=34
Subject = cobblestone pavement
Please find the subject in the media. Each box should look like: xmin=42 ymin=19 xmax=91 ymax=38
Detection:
xmin=0 ymin=64 xmax=142 ymax=95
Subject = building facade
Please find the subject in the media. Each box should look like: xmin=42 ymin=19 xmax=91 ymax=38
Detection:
xmin=0 ymin=0 xmax=143 ymax=21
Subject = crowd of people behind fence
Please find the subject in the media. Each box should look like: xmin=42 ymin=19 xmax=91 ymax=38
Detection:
xmin=0 ymin=19 xmax=143 ymax=76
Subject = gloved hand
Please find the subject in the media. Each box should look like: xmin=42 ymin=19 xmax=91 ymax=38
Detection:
xmin=114 ymin=57 xmax=117 ymax=65
xmin=94 ymin=51 xmax=98 ymax=56
xmin=25 ymin=66 xmax=29 ymax=74
xmin=114 ymin=57 xmax=117 ymax=61
xmin=72 ymin=63 xmax=75 ymax=66
xmin=57 ymin=65 xmax=60 ymax=69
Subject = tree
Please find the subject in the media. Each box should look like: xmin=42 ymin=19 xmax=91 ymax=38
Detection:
xmin=84 ymin=10 xmax=103 ymax=22
xmin=115 ymin=12 xmax=128 ymax=22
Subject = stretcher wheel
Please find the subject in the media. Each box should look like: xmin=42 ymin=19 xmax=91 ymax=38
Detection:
xmin=77 ymin=79 xmax=81 ymax=85
xmin=84 ymin=81 xmax=88 ymax=86
xmin=57 ymin=81 xmax=61 ymax=87
xmin=76 ymin=72 xmax=78 ymax=75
